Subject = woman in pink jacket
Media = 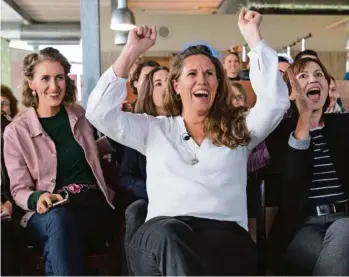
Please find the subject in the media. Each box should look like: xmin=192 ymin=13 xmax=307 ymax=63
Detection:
xmin=3 ymin=47 xmax=115 ymax=276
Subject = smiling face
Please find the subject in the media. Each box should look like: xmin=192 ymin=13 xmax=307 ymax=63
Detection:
xmin=152 ymin=69 xmax=168 ymax=109
xmin=224 ymin=53 xmax=240 ymax=77
xmin=295 ymin=61 xmax=329 ymax=111
xmin=173 ymin=54 xmax=219 ymax=116
xmin=28 ymin=60 xmax=66 ymax=111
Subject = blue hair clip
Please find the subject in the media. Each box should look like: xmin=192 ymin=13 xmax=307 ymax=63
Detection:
xmin=180 ymin=41 xmax=221 ymax=59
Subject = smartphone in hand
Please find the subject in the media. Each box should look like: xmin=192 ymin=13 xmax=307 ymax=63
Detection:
xmin=52 ymin=191 xmax=69 ymax=207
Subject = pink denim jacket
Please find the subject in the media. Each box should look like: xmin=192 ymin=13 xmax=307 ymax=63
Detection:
xmin=3 ymin=105 xmax=115 ymax=227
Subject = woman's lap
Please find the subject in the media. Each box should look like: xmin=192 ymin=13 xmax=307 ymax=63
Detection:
xmin=129 ymin=216 xmax=258 ymax=276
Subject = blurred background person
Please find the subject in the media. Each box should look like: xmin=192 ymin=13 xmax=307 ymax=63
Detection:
xmin=1 ymin=85 xmax=21 ymax=276
xmin=223 ymin=51 xmax=241 ymax=81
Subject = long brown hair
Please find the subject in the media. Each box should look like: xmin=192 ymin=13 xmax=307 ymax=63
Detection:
xmin=164 ymin=45 xmax=250 ymax=150
xmin=130 ymin=60 xmax=160 ymax=95
xmin=22 ymin=47 xmax=76 ymax=108
xmin=135 ymin=66 xmax=169 ymax=116
xmin=1 ymin=85 xmax=19 ymax=117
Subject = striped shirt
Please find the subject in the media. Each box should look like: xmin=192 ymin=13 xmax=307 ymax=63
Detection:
xmin=308 ymin=127 xmax=348 ymax=205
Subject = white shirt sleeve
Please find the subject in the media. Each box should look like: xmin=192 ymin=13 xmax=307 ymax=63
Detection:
xmin=86 ymin=67 xmax=156 ymax=155
xmin=246 ymin=40 xmax=290 ymax=151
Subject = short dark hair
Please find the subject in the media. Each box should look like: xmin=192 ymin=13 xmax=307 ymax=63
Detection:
xmin=130 ymin=60 xmax=160 ymax=95
xmin=294 ymin=49 xmax=319 ymax=61
xmin=288 ymin=57 xmax=331 ymax=115
xmin=278 ymin=56 xmax=289 ymax=64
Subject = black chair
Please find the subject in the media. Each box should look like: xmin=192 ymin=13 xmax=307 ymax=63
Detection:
xmin=247 ymin=171 xmax=267 ymax=276
xmin=256 ymin=179 xmax=267 ymax=276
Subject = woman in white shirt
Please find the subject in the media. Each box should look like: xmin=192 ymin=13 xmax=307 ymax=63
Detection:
xmin=86 ymin=9 xmax=290 ymax=276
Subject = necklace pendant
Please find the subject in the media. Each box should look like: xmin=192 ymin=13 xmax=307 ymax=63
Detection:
xmin=191 ymin=158 xmax=199 ymax=165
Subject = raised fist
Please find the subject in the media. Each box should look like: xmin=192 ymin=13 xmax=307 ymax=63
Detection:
xmin=126 ymin=25 xmax=157 ymax=56
xmin=238 ymin=9 xmax=263 ymax=49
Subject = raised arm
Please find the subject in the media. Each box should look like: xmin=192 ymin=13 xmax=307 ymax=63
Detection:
xmin=238 ymin=9 xmax=290 ymax=150
xmin=86 ymin=26 xmax=158 ymax=155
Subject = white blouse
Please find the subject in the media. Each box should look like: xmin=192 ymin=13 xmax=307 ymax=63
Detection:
xmin=86 ymin=40 xmax=290 ymax=230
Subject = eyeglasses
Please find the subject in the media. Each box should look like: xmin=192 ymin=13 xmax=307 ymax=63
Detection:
xmin=1 ymin=100 xmax=10 ymax=106
xmin=234 ymin=94 xmax=245 ymax=101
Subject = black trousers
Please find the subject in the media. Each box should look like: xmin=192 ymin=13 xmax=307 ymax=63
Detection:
xmin=127 ymin=214 xmax=258 ymax=276
xmin=1 ymin=220 xmax=21 ymax=276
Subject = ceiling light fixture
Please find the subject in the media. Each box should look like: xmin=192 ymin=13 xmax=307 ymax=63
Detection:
xmin=110 ymin=0 xmax=136 ymax=31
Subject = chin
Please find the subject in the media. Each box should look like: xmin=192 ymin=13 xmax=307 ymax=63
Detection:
xmin=48 ymin=101 xmax=64 ymax=108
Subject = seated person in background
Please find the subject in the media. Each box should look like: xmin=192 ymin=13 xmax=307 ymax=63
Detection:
xmin=230 ymin=82 xmax=247 ymax=108
xmin=1 ymin=86 xmax=21 ymax=276
xmin=120 ymin=66 xmax=169 ymax=201
xmin=278 ymin=56 xmax=291 ymax=75
xmin=1 ymin=85 xmax=19 ymax=120
xmin=130 ymin=60 xmax=160 ymax=97
xmin=3 ymin=48 xmax=115 ymax=276
xmin=294 ymin=49 xmax=319 ymax=61
xmin=223 ymin=50 xmax=241 ymax=81
xmin=266 ymin=57 xmax=349 ymax=276
xmin=122 ymin=66 xmax=169 ymax=274
xmin=327 ymin=75 xmax=344 ymax=113
xmin=107 ymin=59 xmax=160 ymax=163
xmin=86 ymin=9 xmax=290 ymax=275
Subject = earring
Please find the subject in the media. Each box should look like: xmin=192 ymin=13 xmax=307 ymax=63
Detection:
xmin=32 ymin=90 xmax=37 ymax=96
xmin=175 ymin=94 xmax=181 ymax=101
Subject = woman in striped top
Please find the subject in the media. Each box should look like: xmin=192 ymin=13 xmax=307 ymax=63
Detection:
xmin=265 ymin=58 xmax=349 ymax=276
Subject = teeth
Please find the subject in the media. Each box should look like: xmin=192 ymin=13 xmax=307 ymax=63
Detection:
xmin=193 ymin=90 xmax=208 ymax=95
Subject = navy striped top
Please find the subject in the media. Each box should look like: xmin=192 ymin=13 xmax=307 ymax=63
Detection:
xmin=308 ymin=127 xmax=348 ymax=206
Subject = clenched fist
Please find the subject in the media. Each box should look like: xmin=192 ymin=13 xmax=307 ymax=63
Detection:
xmin=238 ymin=8 xmax=263 ymax=49
xmin=126 ymin=25 xmax=157 ymax=57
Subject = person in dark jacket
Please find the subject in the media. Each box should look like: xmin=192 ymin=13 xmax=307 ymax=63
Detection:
xmin=1 ymin=85 xmax=20 ymax=276
xmin=265 ymin=57 xmax=349 ymax=275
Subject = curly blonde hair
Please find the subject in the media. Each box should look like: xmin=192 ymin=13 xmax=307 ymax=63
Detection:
xmin=164 ymin=45 xmax=250 ymax=150
xmin=22 ymin=47 xmax=76 ymax=108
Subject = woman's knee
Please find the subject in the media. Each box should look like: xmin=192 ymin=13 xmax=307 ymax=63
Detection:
xmin=125 ymin=199 xmax=148 ymax=222
xmin=325 ymin=218 xmax=349 ymax=243
xmin=130 ymin=217 xmax=194 ymax=250
xmin=29 ymin=207 xmax=75 ymax=236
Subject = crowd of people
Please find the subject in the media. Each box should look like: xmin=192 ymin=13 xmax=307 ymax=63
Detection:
xmin=1 ymin=8 xmax=348 ymax=276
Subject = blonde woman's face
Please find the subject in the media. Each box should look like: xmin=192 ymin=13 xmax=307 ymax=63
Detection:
xmin=173 ymin=54 xmax=218 ymax=116
xmin=29 ymin=60 xmax=66 ymax=109
xmin=152 ymin=70 xmax=168 ymax=110
xmin=224 ymin=54 xmax=240 ymax=75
